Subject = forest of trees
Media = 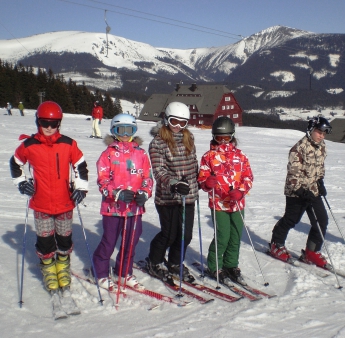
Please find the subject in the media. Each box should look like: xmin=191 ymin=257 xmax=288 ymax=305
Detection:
xmin=0 ymin=60 xmax=123 ymax=119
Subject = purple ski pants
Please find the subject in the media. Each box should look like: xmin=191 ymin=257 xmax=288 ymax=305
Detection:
xmin=93 ymin=214 xmax=142 ymax=279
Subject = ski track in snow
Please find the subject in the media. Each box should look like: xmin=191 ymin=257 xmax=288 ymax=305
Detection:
xmin=1 ymin=109 xmax=345 ymax=337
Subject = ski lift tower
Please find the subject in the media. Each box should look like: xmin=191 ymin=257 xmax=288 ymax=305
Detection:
xmin=104 ymin=10 xmax=111 ymax=57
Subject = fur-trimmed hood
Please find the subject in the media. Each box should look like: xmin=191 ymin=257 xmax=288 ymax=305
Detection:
xmin=103 ymin=134 xmax=144 ymax=146
xmin=149 ymin=120 xmax=163 ymax=138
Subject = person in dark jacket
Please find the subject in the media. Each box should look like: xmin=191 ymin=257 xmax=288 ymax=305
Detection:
xmin=145 ymin=102 xmax=199 ymax=283
xmin=9 ymin=101 xmax=88 ymax=292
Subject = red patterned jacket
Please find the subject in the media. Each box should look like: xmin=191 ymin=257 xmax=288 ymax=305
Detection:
xmin=198 ymin=141 xmax=253 ymax=212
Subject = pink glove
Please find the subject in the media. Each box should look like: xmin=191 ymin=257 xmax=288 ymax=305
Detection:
xmin=205 ymin=175 xmax=218 ymax=189
xmin=228 ymin=189 xmax=243 ymax=201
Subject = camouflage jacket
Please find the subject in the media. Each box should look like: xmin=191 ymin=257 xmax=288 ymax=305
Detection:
xmin=284 ymin=135 xmax=326 ymax=197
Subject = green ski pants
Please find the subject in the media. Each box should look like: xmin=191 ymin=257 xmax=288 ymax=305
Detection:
xmin=207 ymin=209 xmax=244 ymax=273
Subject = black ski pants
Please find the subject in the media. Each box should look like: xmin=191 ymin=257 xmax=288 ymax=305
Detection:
xmin=271 ymin=195 xmax=328 ymax=252
xmin=149 ymin=203 xmax=195 ymax=265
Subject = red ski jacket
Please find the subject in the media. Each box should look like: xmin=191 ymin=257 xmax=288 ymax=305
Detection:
xmin=10 ymin=131 xmax=88 ymax=214
xmin=92 ymin=106 xmax=103 ymax=120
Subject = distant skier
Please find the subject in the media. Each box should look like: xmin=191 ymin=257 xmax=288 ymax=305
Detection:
xmin=18 ymin=102 xmax=24 ymax=116
xmin=9 ymin=101 xmax=88 ymax=292
xmin=6 ymin=102 xmax=12 ymax=115
xmin=90 ymin=101 xmax=103 ymax=139
xmin=269 ymin=116 xmax=332 ymax=267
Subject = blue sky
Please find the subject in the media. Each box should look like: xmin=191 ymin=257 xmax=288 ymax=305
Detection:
xmin=0 ymin=0 xmax=344 ymax=49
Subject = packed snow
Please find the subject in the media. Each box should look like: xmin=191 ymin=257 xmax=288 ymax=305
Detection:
xmin=1 ymin=108 xmax=345 ymax=338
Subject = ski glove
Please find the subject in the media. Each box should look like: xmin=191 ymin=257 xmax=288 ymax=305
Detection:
xmin=205 ymin=175 xmax=217 ymax=189
xmin=135 ymin=191 xmax=148 ymax=206
xmin=18 ymin=180 xmax=35 ymax=196
xmin=228 ymin=189 xmax=243 ymax=201
xmin=317 ymin=179 xmax=327 ymax=197
xmin=114 ymin=189 xmax=135 ymax=203
xmin=71 ymin=189 xmax=87 ymax=204
xmin=170 ymin=177 xmax=190 ymax=196
xmin=295 ymin=187 xmax=316 ymax=203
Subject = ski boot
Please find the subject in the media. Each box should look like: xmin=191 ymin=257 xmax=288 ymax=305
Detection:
xmin=210 ymin=269 xmax=234 ymax=287
xmin=269 ymin=242 xmax=292 ymax=262
xmin=40 ymin=258 xmax=59 ymax=291
xmin=166 ymin=261 xmax=195 ymax=283
xmin=145 ymin=257 xmax=173 ymax=284
xmin=56 ymin=255 xmax=71 ymax=288
xmin=224 ymin=267 xmax=247 ymax=286
xmin=301 ymin=248 xmax=329 ymax=268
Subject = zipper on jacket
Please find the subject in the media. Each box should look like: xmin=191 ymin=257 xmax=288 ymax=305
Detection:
xmin=56 ymin=153 xmax=60 ymax=179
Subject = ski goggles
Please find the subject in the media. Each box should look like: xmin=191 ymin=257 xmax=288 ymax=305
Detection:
xmin=213 ymin=134 xmax=234 ymax=143
xmin=111 ymin=124 xmax=137 ymax=137
xmin=168 ymin=117 xmax=188 ymax=128
xmin=317 ymin=125 xmax=332 ymax=134
xmin=38 ymin=119 xmax=60 ymax=129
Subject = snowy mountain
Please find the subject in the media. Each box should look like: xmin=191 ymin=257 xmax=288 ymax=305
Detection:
xmin=0 ymin=26 xmax=344 ymax=104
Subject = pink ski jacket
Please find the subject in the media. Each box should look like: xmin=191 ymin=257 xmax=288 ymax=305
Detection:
xmin=96 ymin=135 xmax=153 ymax=217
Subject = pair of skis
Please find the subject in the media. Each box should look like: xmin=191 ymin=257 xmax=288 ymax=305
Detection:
xmin=50 ymin=287 xmax=80 ymax=320
xmin=135 ymin=260 xmax=275 ymax=302
xmin=71 ymin=269 xmax=193 ymax=309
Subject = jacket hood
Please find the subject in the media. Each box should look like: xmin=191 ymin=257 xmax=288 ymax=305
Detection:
xmin=150 ymin=120 xmax=163 ymax=137
xmin=103 ymin=134 xmax=143 ymax=146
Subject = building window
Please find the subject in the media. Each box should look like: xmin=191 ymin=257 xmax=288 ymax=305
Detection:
xmin=225 ymin=96 xmax=231 ymax=101
xmin=227 ymin=115 xmax=230 ymax=118
xmin=233 ymin=114 xmax=238 ymax=118
xmin=193 ymin=115 xmax=196 ymax=119
xmin=153 ymin=113 xmax=159 ymax=116
xmin=222 ymin=106 xmax=225 ymax=110
xmin=231 ymin=105 xmax=234 ymax=109
xmin=199 ymin=114 xmax=203 ymax=117
xmin=199 ymin=120 xmax=203 ymax=125
xmin=144 ymin=112 xmax=148 ymax=116
xmin=226 ymin=105 xmax=230 ymax=110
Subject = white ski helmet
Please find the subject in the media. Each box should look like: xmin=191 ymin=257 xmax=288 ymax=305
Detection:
xmin=165 ymin=102 xmax=190 ymax=119
xmin=110 ymin=113 xmax=137 ymax=137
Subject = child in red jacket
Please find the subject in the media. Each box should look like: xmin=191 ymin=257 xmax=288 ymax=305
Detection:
xmin=198 ymin=117 xmax=253 ymax=286
xmin=10 ymin=101 xmax=88 ymax=292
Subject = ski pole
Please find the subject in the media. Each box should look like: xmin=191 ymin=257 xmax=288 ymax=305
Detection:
xmin=196 ymin=197 xmax=204 ymax=278
xmin=235 ymin=201 xmax=269 ymax=286
xmin=19 ymin=197 xmax=30 ymax=308
xmin=76 ymin=203 xmax=104 ymax=305
xmin=322 ymin=196 xmax=345 ymax=243
xmin=123 ymin=207 xmax=140 ymax=291
xmin=177 ymin=196 xmax=186 ymax=298
xmin=309 ymin=205 xmax=342 ymax=289
xmin=116 ymin=213 xmax=128 ymax=307
xmin=212 ymin=188 xmax=220 ymax=289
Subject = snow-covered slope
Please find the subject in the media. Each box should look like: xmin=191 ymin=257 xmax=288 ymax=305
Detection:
xmin=1 ymin=110 xmax=345 ymax=337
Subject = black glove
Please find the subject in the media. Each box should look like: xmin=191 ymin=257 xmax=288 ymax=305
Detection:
xmin=171 ymin=177 xmax=190 ymax=196
xmin=71 ymin=189 xmax=87 ymax=204
xmin=134 ymin=191 xmax=148 ymax=206
xmin=317 ymin=179 xmax=327 ymax=197
xmin=115 ymin=189 xmax=135 ymax=203
xmin=295 ymin=187 xmax=316 ymax=203
xmin=18 ymin=180 xmax=35 ymax=196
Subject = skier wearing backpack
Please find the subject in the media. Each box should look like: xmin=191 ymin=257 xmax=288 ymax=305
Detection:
xmin=92 ymin=113 xmax=153 ymax=291
xmin=9 ymin=101 xmax=88 ymax=292
xmin=269 ymin=116 xmax=332 ymax=267
xmin=145 ymin=102 xmax=199 ymax=283
xmin=198 ymin=116 xmax=253 ymax=285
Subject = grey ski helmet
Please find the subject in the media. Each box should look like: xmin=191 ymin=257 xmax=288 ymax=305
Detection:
xmin=110 ymin=113 xmax=137 ymax=137
xmin=212 ymin=116 xmax=235 ymax=135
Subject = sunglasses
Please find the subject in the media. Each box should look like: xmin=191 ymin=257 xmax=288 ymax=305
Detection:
xmin=214 ymin=134 xmax=233 ymax=143
xmin=112 ymin=125 xmax=137 ymax=137
xmin=168 ymin=117 xmax=188 ymax=128
xmin=39 ymin=119 xmax=60 ymax=129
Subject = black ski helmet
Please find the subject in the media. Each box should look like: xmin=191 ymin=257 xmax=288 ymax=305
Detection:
xmin=212 ymin=116 xmax=235 ymax=135
xmin=307 ymin=116 xmax=332 ymax=134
